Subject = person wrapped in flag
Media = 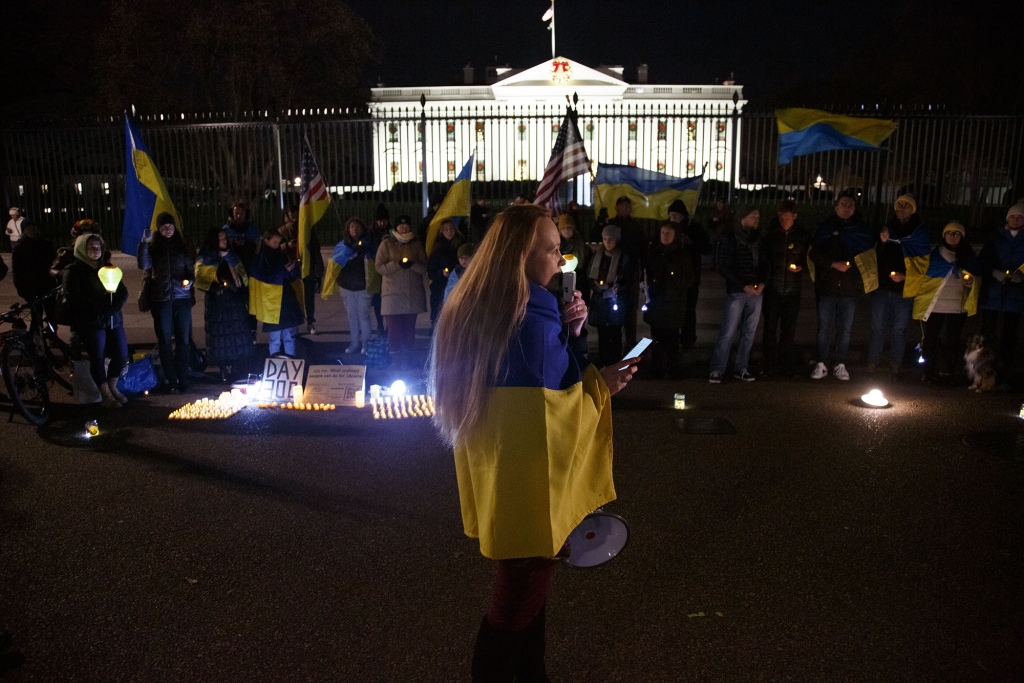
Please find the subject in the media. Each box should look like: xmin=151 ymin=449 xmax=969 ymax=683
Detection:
xmin=320 ymin=217 xmax=378 ymax=354
xmin=867 ymin=194 xmax=930 ymax=380
xmin=903 ymin=222 xmax=980 ymax=383
xmin=248 ymin=229 xmax=304 ymax=358
xmin=808 ymin=191 xmax=876 ymax=382
xmin=195 ymin=227 xmax=252 ymax=383
xmin=429 ymin=204 xmax=638 ymax=680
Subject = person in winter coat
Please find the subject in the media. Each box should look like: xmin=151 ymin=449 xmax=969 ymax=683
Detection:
xmin=867 ymin=194 xmax=923 ymax=380
xmin=809 ymin=192 xmax=868 ymax=382
xmin=369 ymin=204 xmax=391 ymax=334
xmin=279 ymin=204 xmax=326 ymax=335
xmin=374 ymin=214 xmax=428 ymax=362
xmin=12 ymin=221 xmax=57 ymax=303
xmin=557 ymin=213 xmax=589 ymax=302
xmin=427 ymin=219 xmax=464 ymax=328
xmin=759 ymin=200 xmax=809 ymax=376
xmin=335 ymin=217 xmax=377 ymax=354
xmin=223 ymin=201 xmax=261 ymax=268
xmin=978 ymin=202 xmax=1024 ymax=370
xmin=709 ymin=206 xmax=765 ymax=383
xmin=667 ymin=199 xmax=711 ymax=351
xmin=138 ymin=212 xmax=196 ymax=393
xmin=195 ymin=227 xmax=252 ymax=382
xmin=50 ymin=219 xmax=102 ymax=281
xmin=443 ymin=244 xmax=475 ymax=304
xmin=249 ymin=229 xmax=304 ymax=358
xmin=644 ymin=222 xmax=695 ymax=378
xmin=905 ymin=222 xmax=980 ymax=383
xmin=587 ymin=224 xmax=631 ymax=367
xmin=63 ymin=234 xmax=129 ymax=409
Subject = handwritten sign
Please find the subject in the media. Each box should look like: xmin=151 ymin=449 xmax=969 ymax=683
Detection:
xmin=302 ymin=365 xmax=366 ymax=406
xmin=260 ymin=358 xmax=305 ymax=401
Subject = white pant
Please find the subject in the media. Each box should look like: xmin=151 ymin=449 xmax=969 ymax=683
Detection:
xmin=341 ymin=288 xmax=373 ymax=346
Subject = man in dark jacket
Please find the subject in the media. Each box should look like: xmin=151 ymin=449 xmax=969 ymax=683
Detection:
xmin=668 ymin=199 xmax=711 ymax=350
xmin=760 ymin=200 xmax=809 ymax=376
xmin=608 ymin=196 xmax=646 ymax=348
xmin=810 ymin=192 xmax=867 ymax=381
xmin=708 ymin=205 xmax=765 ymax=383
xmin=868 ymin=194 xmax=921 ymax=380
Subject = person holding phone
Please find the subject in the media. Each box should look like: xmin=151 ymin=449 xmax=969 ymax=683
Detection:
xmin=429 ymin=204 xmax=637 ymax=682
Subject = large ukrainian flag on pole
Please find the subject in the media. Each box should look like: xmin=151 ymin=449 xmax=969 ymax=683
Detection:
xmin=593 ymin=163 xmax=703 ymax=219
xmin=298 ymin=135 xmax=331 ymax=278
xmin=426 ymin=154 xmax=474 ymax=255
xmin=123 ymin=114 xmax=179 ymax=254
xmin=776 ymin=108 xmax=897 ymax=165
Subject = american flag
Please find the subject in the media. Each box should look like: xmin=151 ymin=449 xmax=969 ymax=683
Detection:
xmin=534 ymin=108 xmax=590 ymax=214
xmin=298 ymin=135 xmax=331 ymax=277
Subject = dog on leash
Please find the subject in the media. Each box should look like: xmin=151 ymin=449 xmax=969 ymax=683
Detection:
xmin=963 ymin=334 xmax=998 ymax=392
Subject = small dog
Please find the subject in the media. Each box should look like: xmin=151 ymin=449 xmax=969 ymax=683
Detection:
xmin=963 ymin=334 xmax=998 ymax=392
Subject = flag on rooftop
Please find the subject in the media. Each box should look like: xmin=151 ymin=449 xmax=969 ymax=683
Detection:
xmin=534 ymin=108 xmax=590 ymax=214
xmin=593 ymin=163 xmax=704 ymax=220
xmin=298 ymin=135 xmax=331 ymax=279
xmin=776 ymin=108 xmax=897 ymax=165
xmin=426 ymin=154 xmax=474 ymax=255
xmin=123 ymin=114 xmax=179 ymax=254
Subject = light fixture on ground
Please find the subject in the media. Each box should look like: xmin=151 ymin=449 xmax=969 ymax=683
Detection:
xmin=860 ymin=389 xmax=890 ymax=408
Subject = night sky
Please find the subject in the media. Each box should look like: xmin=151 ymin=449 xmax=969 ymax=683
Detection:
xmin=346 ymin=0 xmax=880 ymax=100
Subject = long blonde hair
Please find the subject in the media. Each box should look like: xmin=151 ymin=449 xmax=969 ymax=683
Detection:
xmin=429 ymin=204 xmax=550 ymax=446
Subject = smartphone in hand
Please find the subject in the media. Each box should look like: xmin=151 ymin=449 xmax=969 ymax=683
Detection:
xmin=619 ymin=337 xmax=653 ymax=369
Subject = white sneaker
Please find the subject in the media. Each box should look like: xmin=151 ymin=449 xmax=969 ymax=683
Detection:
xmin=810 ymin=362 xmax=828 ymax=380
xmin=308 ymin=324 xmax=317 ymax=335
xmin=345 ymin=344 xmax=359 ymax=353
xmin=833 ymin=363 xmax=850 ymax=381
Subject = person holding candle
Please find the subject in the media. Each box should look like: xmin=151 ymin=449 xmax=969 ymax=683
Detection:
xmin=138 ymin=212 xmax=197 ymax=393
xmin=428 ymin=203 xmax=637 ymax=681
xmin=809 ymin=192 xmax=868 ymax=382
xmin=64 ymin=233 xmax=128 ymax=408
xmin=333 ymin=217 xmax=377 ymax=354
xmin=867 ymin=194 xmax=924 ymax=381
xmin=426 ymin=219 xmax=464 ymax=329
xmin=759 ymin=199 xmax=809 ymax=376
xmin=587 ymin=224 xmax=631 ymax=368
xmin=904 ymin=222 xmax=980 ymax=384
xmin=443 ymin=243 xmax=475 ymax=305
xmin=249 ymin=228 xmax=304 ymax=358
xmin=977 ymin=202 xmax=1024 ymax=371
xmin=644 ymin=221 xmax=695 ymax=378
xmin=374 ymin=214 xmax=428 ymax=365
xmin=195 ymin=227 xmax=252 ymax=382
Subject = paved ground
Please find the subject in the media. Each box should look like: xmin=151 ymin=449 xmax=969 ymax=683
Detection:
xmin=0 ymin=252 xmax=1022 ymax=682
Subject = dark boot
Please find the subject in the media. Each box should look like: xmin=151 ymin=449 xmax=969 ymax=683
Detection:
xmin=516 ymin=606 xmax=551 ymax=683
xmin=471 ymin=616 xmax=518 ymax=683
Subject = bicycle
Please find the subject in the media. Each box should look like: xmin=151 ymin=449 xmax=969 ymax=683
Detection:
xmin=0 ymin=288 xmax=78 ymax=426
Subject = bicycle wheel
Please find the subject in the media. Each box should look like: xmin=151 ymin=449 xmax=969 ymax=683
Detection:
xmin=2 ymin=339 xmax=51 ymax=426
xmin=43 ymin=331 xmax=76 ymax=393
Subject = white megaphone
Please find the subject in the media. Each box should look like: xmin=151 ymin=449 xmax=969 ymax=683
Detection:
xmin=562 ymin=509 xmax=629 ymax=568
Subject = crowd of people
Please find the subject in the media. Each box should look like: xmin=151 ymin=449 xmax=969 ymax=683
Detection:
xmin=3 ymin=193 xmax=1023 ymax=405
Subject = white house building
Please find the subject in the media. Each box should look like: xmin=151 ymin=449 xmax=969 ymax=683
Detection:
xmin=367 ymin=57 xmax=745 ymax=202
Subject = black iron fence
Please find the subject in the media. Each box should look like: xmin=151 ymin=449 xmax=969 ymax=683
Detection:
xmin=2 ymin=106 xmax=1022 ymax=251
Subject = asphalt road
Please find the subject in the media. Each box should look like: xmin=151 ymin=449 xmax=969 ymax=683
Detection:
xmin=1 ymin=359 xmax=1023 ymax=682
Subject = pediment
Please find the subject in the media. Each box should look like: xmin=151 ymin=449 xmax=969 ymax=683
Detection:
xmin=492 ymin=57 xmax=628 ymax=89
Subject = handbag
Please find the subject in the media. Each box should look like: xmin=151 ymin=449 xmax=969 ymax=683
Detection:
xmin=138 ymin=271 xmax=152 ymax=312
xmin=116 ymin=357 xmax=159 ymax=395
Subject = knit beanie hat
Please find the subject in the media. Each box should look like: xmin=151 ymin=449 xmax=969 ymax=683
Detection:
xmin=736 ymin=205 xmax=759 ymax=221
xmin=943 ymin=222 xmax=965 ymax=237
xmin=156 ymin=212 xmax=176 ymax=227
xmin=1007 ymin=203 xmax=1024 ymax=220
xmin=375 ymin=203 xmax=390 ymax=220
xmin=457 ymin=243 xmax=474 ymax=259
xmin=557 ymin=214 xmax=575 ymax=230
xmin=894 ymin=194 xmax=918 ymax=213
xmin=667 ymin=199 xmax=688 ymax=216
xmin=602 ymin=224 xmax=622 ymax=241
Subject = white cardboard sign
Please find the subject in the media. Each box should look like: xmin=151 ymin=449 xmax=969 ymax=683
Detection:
xmin=302 ymin=364 xmax=366 ymax=406
xmin=260 ymin=358 xmax=306 ymax=401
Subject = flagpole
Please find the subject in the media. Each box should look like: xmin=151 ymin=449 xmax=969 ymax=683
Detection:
xmin=274 ymin=123 xmax=284 ymax=212
xmin=550 ymin=0 xmax=556 ymax=59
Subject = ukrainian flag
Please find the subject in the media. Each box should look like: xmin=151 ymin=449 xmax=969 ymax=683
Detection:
xmin=426 ymin=154 xmax=474 ymax=255
xmin=895 ymin=224 xmax=933 ymax=279
xmin=593 ymin=163 xmax=703 ymax=220
xmin=807 ymin=221 xmax=880 ymax=293
xmin=123 ymin=114 xmax=179 ymax=254
xmin=194 ymin=254 xmax=247 ymax=292
xmin=453 ymin=284 xmax=616 ymax=560
xmin=247 ymin=252 xmax=304 ymax=325
xmin=776 ymin=108 xmax=897 ymax=165
xmin=320 ymin=236 xmax=377 ymax=300
xmin=904 ymin=248 xmax=980 ymax=320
